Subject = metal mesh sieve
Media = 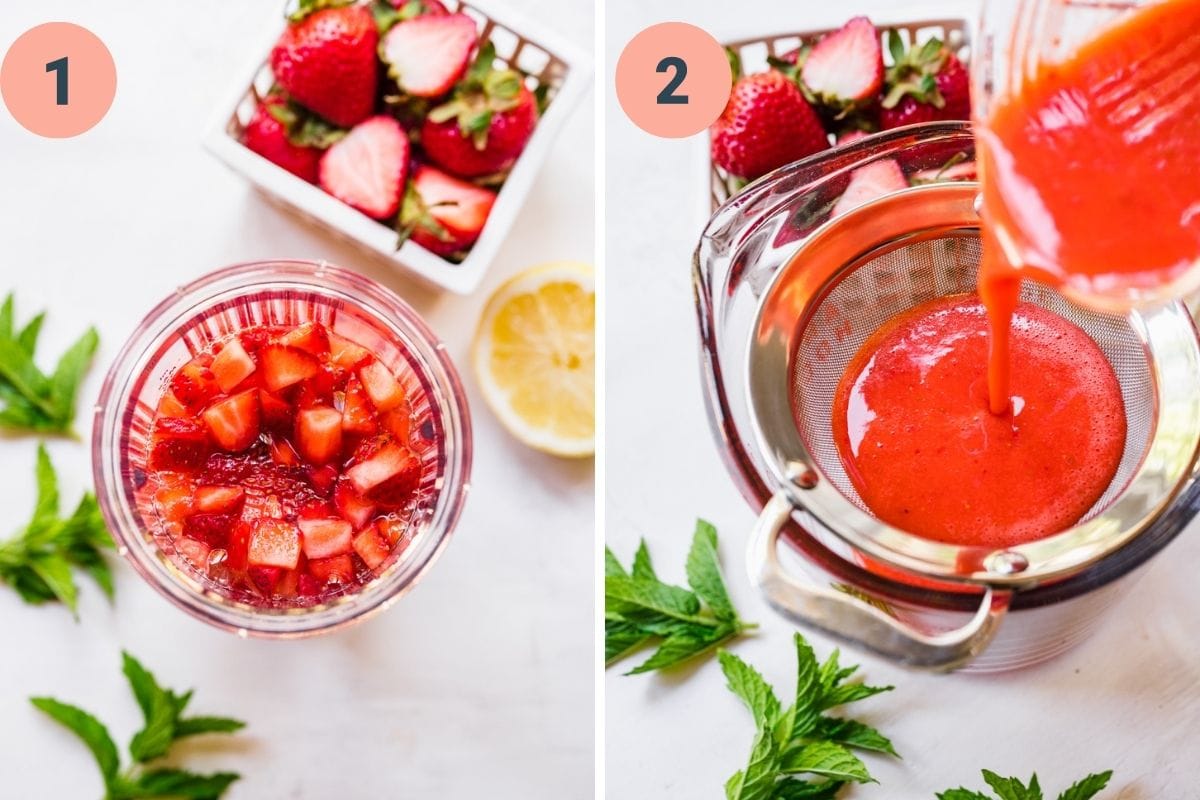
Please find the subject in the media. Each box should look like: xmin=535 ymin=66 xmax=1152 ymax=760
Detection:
xmin=790 ymin=232 xmax=1155 ymax=525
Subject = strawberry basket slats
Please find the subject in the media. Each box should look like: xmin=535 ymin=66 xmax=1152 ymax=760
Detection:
xmin=710 ymin=19 xmax=970 ymax=210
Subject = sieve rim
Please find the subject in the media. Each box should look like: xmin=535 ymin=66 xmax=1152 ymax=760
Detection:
xmin=746 ymin=182 xmax=1200 ymax=588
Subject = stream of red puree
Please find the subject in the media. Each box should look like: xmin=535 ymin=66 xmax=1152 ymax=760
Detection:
xmin=833 ymin=0 xmax=1200 ymax=548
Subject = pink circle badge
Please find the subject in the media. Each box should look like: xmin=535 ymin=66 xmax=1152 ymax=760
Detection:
xmin=616 ymin=22 xmax=732 ymax=139
xmin=1 ymin=23 xmax=117 ymax=138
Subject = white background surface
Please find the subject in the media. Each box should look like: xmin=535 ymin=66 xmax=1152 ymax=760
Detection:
xmin=0 ymin=2 xmax=594 ymax=798
xmin=605 ymin=1 xmax=1200 ymax=798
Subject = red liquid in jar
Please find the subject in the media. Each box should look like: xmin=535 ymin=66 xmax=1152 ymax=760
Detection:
xmin=145 ymin=322 xmax=428 ymax=606
xmin=831 ymin=295 xmax=1125 ymax=548
xmin=978 ymin=0 xmax=1200 ymax=412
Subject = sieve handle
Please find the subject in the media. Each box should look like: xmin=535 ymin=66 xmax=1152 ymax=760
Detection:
xmin=749 ymin=492 xmax=1012 ymax=672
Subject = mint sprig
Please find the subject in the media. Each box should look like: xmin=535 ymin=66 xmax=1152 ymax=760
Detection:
xmin=938 ymin=770 xmax=1114 ymax=800
xmin=605 ymin=520 xmax=755 ymax=675
xmin=0 ymin=444 xmax=114 ymax=611
xmin=0 ymin=293 xmax=99 ymax=435
xmin=721 ymin=633 xmax=896 ymax=799
xmin=31 ymin=651 xmax=246 ymax=800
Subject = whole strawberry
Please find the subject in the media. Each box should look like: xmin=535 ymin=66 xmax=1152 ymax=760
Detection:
xmin=880 ymin=31 xmax=971 ymax=130
xmin=710 ymin=69 xmax=828 ymax=181
xmin=420 ymin=43 xmax=539 ymax=178
xmin=243 ymin=96 xmax=323 ymax=182
xmin=269 ymin=0 xmax=378 ymax=128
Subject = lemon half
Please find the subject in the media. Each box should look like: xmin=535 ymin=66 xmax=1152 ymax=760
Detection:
xmin=472 ymin=262 xmax=595 ymax=457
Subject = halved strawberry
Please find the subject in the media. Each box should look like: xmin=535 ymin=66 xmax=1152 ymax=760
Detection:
xmin=334 ymin=478 xmax=377 ymax=528
xmin=170 ymin=359 xmax=220 ymax=409
xmin=149 ymin=417 xmax=212 ymax=471
xmin=259 ymin=390 xmax=293 ymax=434
xmin=296 ymin=406 xmax=343 ymax=464
xmin=345 ymin=439 xmax=421 ymax=507
xmin=831 ymin=158 xmax=908 ymax=217
xmin=358 ymin=360 xmax=405 ymax=412
xmin=399 ymin=165 xmax=497 ymax=257
xmin=260 ymin=345 xmax=321 ymax=392
xmin=248 ymin=518 xmax=302 ymax=570
xmin=329 ymin=334 xmax=370 ymax=370
xmin=298 ymin=517 xmax=354 ymax=560
xmin=278 ymin=322 xmax=330 ymax=357
xmin=183 ymin=511 xmax=238 ymax=548
xmin=801 ymin=17 xmax=884 ymax=111
xmin=194 ymin=485 xmax=245 ymax=514
xmin=210 ymin=338 xmax=257 ymax=393
xmin=352 ymin=526 xmax=390 ymax=570
xmin=202 ymin=389 xmax=261 ymax=452
xmin=341 ymin=374 xmax=379 ymax=434
xmin=319 ymin=116 xmax=410 ymax=220
xmin=381 ymin=13 xmax=477 ymax=97
xmin=308 ymin=554 xmax=355 ymax=584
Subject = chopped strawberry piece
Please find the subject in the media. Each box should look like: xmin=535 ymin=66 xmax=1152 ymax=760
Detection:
xmin=259 ymin=390 xmax=293 ymax=434
xmin=341 ymin=374 xmax=378 ymax=434
xmin=155 ymin=483 xmax=194 ymax=523
xmin=278 ymin=322 xmax=331 ymax=357
xmin=832 ymin=159 xmax=908 ymax=217
xmin=182 ymin=511 xmax=238 ymax=547
xmin=380 ymin=13 xmax=477 ymax=98
xmin=329 ymin=334 xmax=370 ymax=370
xmin=318 ymin=116 xmax=411 ymax=220
xmin=345 ymin=440 xmax=421 ymax=507
xmin=376 ymin=517 xmax=408 ymax=546
xmin=275 ymin=567 xmax=302 ymax=597
xmin=157 ymin=392 xmax=190 ymax=419
xmin=268 ymin=435 xmax=302 ymax=467
xmin=306 ymin=464 xmax=339 ymax=494
xmin=226 ymin=521 xmax=251 ymax=571
xmin=210 ymin=338 xmax=257 ymax=392
xmin=170 ymin=358 xmax=220 ymax=409
xmin=352 ymin=526 xmax=391 ymax=570
xmin=239 ymin=328 xmax=273 ymax=354
xmin=194 ymin=485 xmax=246 ymax=514
xmin=296 ymin=406 xmax=344 ymax=464
xmin=260 ymin=344 xmax=321 ymax=392
xmin=333 ymin=478 xmax=377 ymax=529
xmin=298 ymin=518 xmax=354 ymax=560
xmin=175 ymin=537 xmax=211 ymax=571
xmin=248 ymin=565 xmax=284 ymax=594
xmin=358 ymin=360 xmax=405 ymax=412
xmin=148 ymin=417 xmax=212 ymax=471
xmin=202 ymin=389 xmax=262 ymax=452
xmin=380 ymin=407 xmax=411 ymax=442
xmin=296 ymin=365 xmax=338 ymax=407
xmin=308 ymin=554 xmax=355 ymax=584
xmin=248 ymin=519 xmax=302 ymax=570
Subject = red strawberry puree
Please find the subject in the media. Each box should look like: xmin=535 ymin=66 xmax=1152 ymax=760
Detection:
xmin=831 ymin=295 xmax=1125 ymax=548
xmin=145 ymin=322 xmax=426 ymax=606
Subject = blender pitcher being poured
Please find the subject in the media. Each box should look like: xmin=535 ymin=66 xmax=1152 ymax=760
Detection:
xmin=692 ymin=0 xmax=1200 ymax=672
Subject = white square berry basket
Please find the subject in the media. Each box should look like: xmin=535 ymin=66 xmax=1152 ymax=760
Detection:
xmin=205 ymin=0 xmax=590 ymax=295
xmin=699 ymin=17 xmax=971 ymax=216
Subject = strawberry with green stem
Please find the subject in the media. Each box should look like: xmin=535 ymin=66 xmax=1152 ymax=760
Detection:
xmin=243 ymin=91 xmax=345 ymax=183
xmin=800 ymin=16 xmax=884 ymax=122
xmin=380 ymin=12 xmax=478 ymax=98
xmin=880 ymin=30 xmax=971 ymax=130
xmin=269 ymin=0 xmax=379 ymax=128
xmin=397 ymin=165 xmax=496 ymax=258
xmin=421 ymin=42 xmax=539 ymax=178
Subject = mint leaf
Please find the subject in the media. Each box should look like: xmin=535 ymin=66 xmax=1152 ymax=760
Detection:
xmin=0 ymin=294 xmax=98 ymax=434
xmin=721 ymin=634 xmax=896 ymax=798
xmin=0 ymin=444 xmax=114 ymax=610
xmin=30 ymin=697 xmax=120 ymax=783
xmin=725 ymin=726 xmax=780 ymax=800
xmin=605 ymin=521 xmax=755 ymax=676
xmin=718 ymin=650 xmax=781 ymax=729
xmin=938 ymin=770 xmax=1113 ymax=800
xmin=1058 ymin=772 xmax=1113 ymax=800
xmin=685 ymin=519 xmax=735 ymax=620
xmin=115 ymin=768 xmax=240 ymax=799
xmin=174 ymin=716 xmax=247 ymax=738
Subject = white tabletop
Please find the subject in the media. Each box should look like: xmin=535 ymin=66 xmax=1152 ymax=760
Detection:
xmin=604 ymin=1 xmax=1200 ymax=796
xmin=0 ymin=1 xmax=594 ymax=797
